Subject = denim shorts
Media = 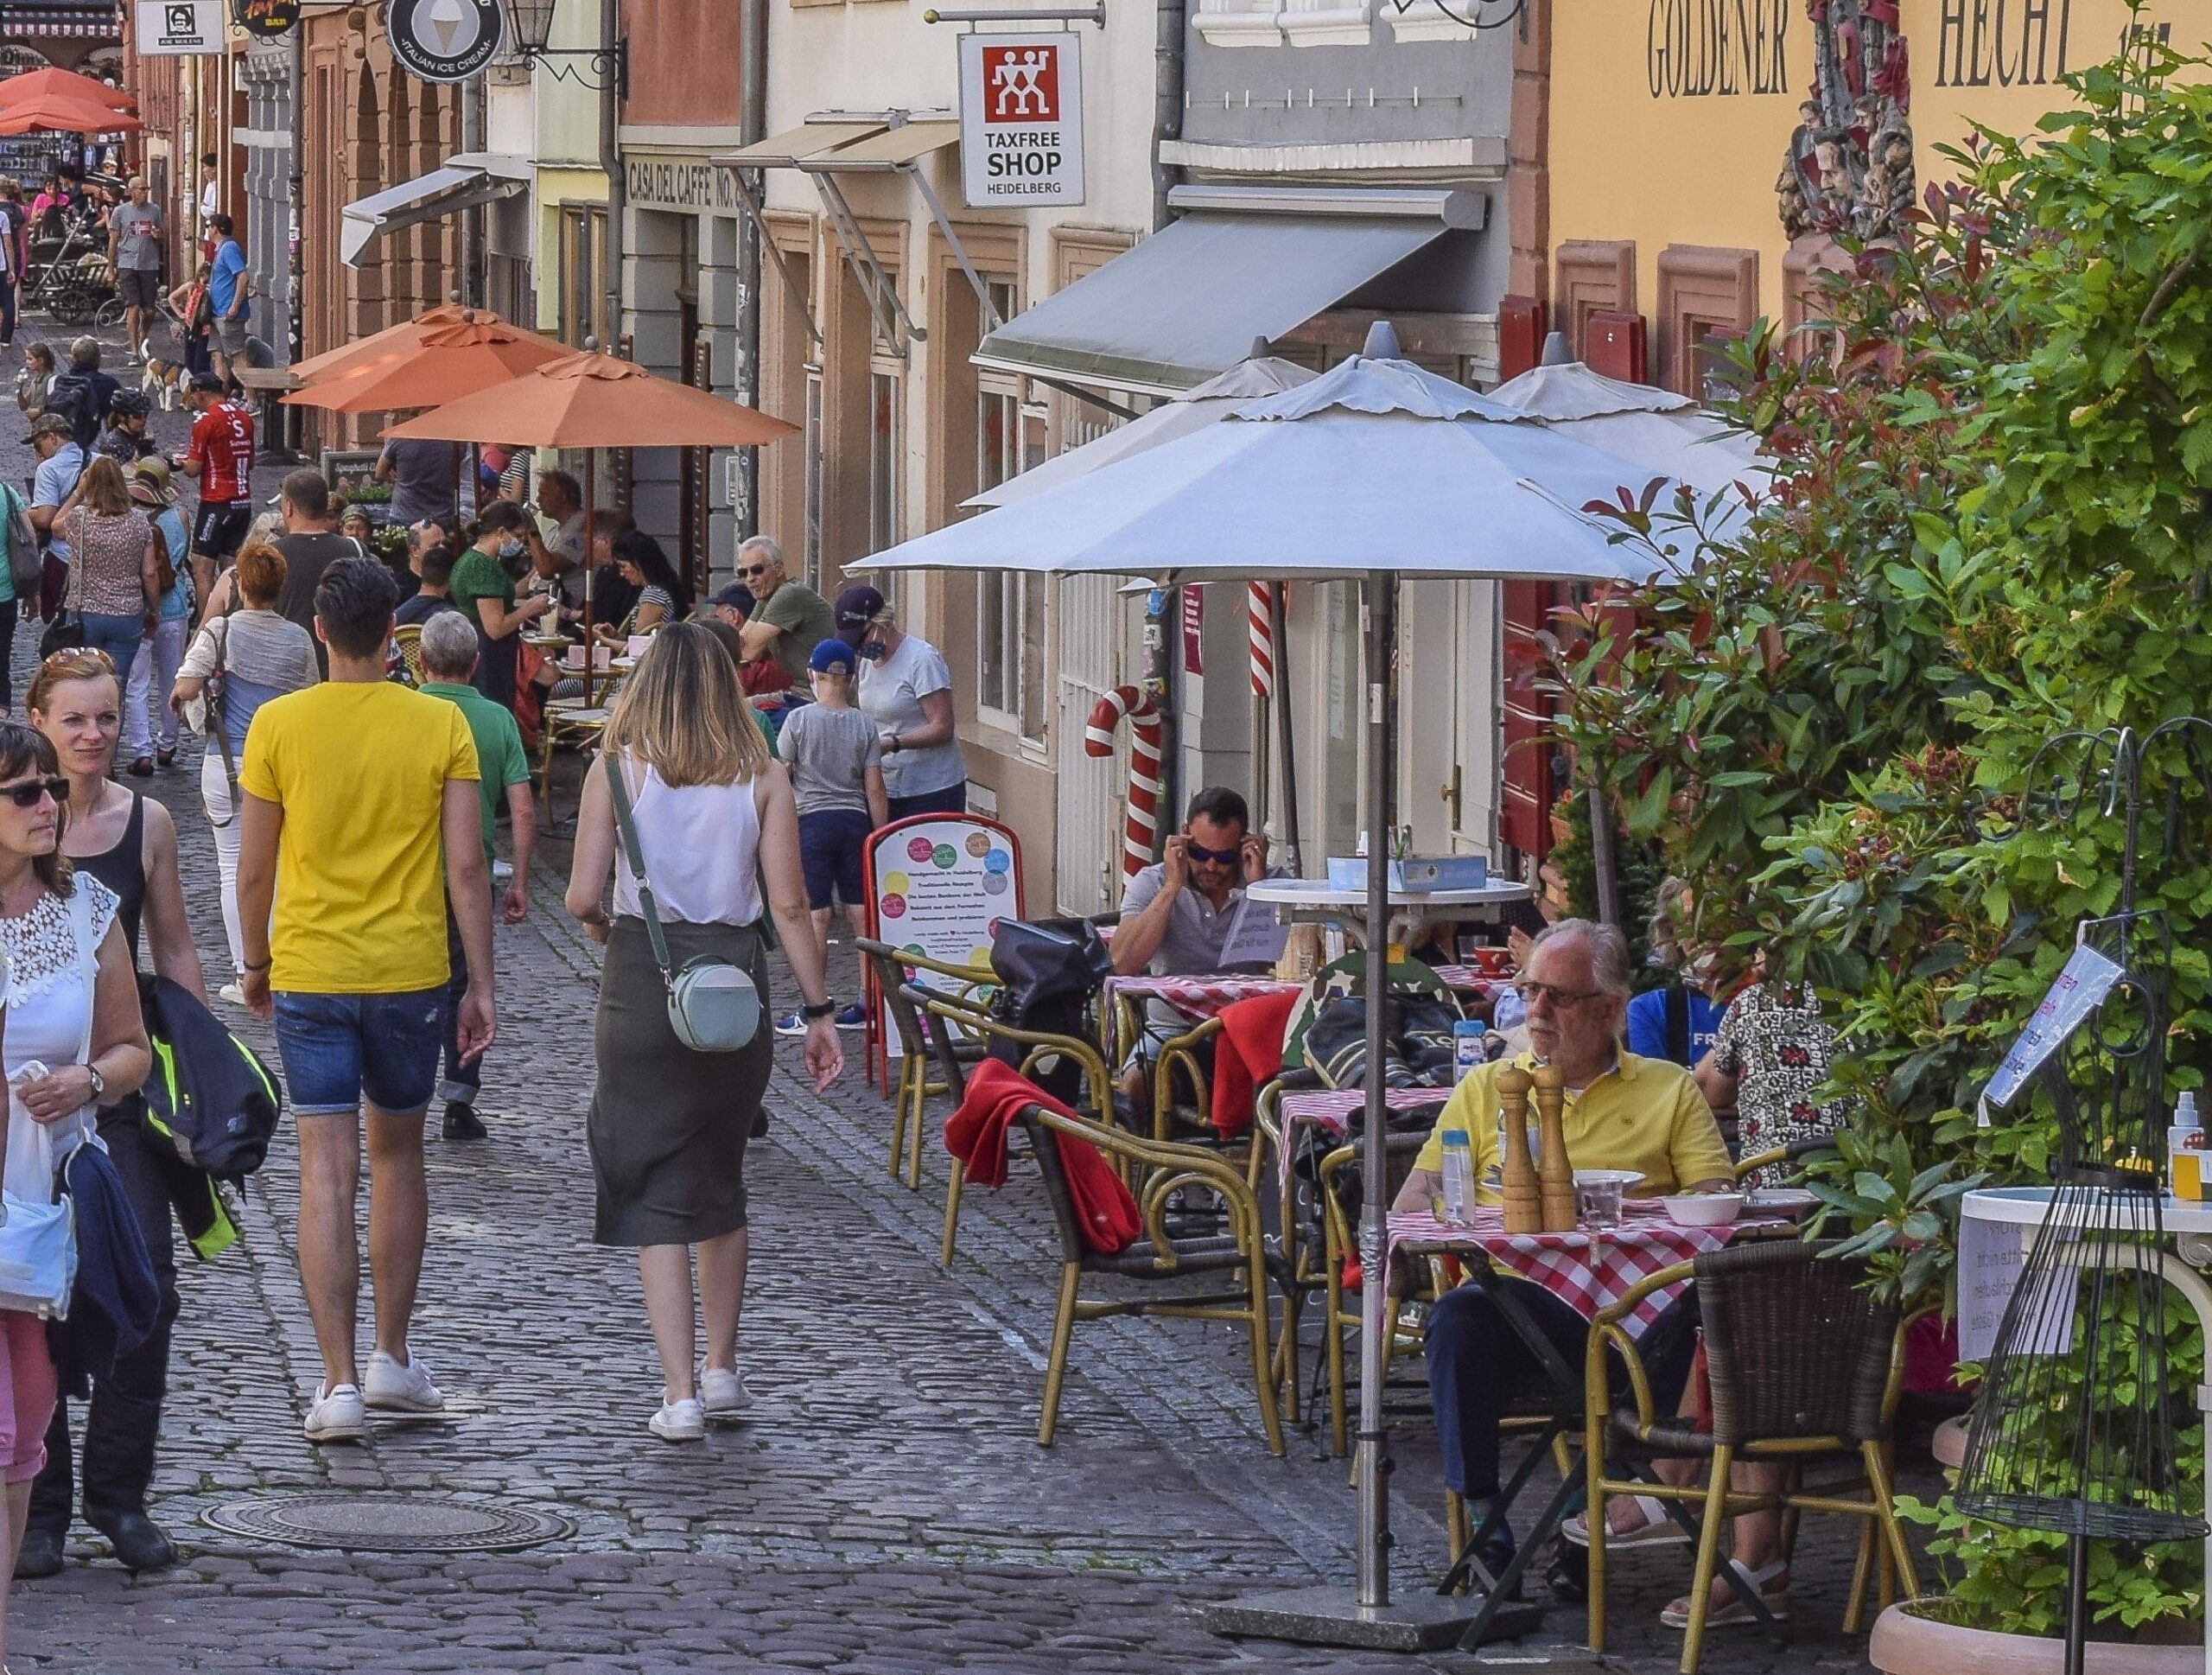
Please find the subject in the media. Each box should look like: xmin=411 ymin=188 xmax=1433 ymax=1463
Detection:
xmin=798 ymin=807 xmax=872 ymax=910
xmin=272 ymin=986 xmax=448 ymax=1116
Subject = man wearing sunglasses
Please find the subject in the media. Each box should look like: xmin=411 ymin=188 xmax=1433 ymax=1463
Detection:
xmin=1394 ymin=920 xmax=1732 ymax=1583
xmin=733 ymin=536 xmax=836 ymax=690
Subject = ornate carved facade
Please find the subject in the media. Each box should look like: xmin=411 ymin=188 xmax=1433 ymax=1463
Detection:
xmin=1778 ymin=0 xmax=1915 ymax=242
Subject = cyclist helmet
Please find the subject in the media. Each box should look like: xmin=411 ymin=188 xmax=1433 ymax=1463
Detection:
xmin=106 ymin=389 xmax=152 ymax=422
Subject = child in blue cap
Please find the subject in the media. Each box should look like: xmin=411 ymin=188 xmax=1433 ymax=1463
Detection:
xmin=772 ymin=638 xmax=890 ymax=1034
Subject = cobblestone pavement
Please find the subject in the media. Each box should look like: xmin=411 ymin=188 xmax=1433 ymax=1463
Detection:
xmin=0 ymin=327 xmax=1918 ymax=1671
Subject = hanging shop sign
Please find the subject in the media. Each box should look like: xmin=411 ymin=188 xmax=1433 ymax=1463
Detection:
xmin=959 ymin=31 xmax=1085 ymax=209
xmin=134 ymin=0 xmax=224 ymax=54
xmin=386 ymin=0 xmax=505 ymax=84
xmin=232 ymin=0 xmax=298 ymax=35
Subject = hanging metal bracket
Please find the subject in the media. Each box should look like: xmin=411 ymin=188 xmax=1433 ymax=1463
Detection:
xmin=722 ymin=166 xmax=823 ymax=349
xmin=811 ymin=171 xmax=922 ymax=359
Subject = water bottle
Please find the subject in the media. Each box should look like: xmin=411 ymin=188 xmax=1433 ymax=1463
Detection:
xmin=1440 ymin=1130 xmax=1476 ymax=1226
xmin=1453 ymin=1019 xmax=1486 ymax=1080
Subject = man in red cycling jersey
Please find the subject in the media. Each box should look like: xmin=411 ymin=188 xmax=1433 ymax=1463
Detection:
xmin=175 ymin=373 xmax=255 ymax=607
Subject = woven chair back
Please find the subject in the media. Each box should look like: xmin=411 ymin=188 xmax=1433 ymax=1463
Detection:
xmin=1696 ymin=1240 xmax=1897 ymax=1447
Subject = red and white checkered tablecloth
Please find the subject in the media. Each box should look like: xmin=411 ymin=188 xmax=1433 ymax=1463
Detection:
xmin=1431 ymin=965 xmax=1508 ymax=996
xmin=1276 ymin=1086 xmax=1451 ymax=1194
xmin=1103 ymin=974 xmax=1304 ymax=1057
xmin=1389 ymin=1203 xmax=1785 ymax=1340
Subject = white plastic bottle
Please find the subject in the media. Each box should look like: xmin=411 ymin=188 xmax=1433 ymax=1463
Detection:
xmin=2171 ymin=1091 xmax=2203 ymax=1201
xmin=1440 ymin=1130 xmax=1476 ymax=1226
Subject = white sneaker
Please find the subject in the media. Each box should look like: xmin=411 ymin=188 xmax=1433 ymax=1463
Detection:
xmin=650 ymin=1395 xmax=705 ymax=1442
xmin=699 ymin=1366 xmax=752 ymax=1421
xmin=363 ymin=1349 xmax=445 ymax=1413
xmin=304 ymin=1381 xmax=366 ymax=1443
xmin=218 ymin=981 xmax=246 ymax=1007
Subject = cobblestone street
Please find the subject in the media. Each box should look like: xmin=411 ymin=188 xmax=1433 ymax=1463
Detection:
xmin=0 ymin=373 xmax=1912 ymax=1672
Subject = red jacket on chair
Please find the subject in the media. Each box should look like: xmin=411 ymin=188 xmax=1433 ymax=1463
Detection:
xmin=1210 ymin=990 xmax=1301 ymax=1139
xmin=944 ymin=1058 xmax=1141 ymax=1254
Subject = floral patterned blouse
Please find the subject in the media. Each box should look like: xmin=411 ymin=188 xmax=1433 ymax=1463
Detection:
xmin=1713 ymin=981 xmax=1847 ymax=1186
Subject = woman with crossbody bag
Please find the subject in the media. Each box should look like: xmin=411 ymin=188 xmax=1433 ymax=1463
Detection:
xmin=169 ymin=541 xmax=316 ymax=1004
xmin=0 ymin=474 xmax=31 ymax=716
xmin=0 ymin=719 xmax=149 ymax=1656
xmin=563 ymin=623 xmax=842 ymax=1443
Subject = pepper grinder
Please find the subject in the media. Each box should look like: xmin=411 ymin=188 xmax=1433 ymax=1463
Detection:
xmin=1534 ymin=1059 xmax=1578 ymax=1232
xmin=1497 ymin=1062 xmax=1539 ymax=1234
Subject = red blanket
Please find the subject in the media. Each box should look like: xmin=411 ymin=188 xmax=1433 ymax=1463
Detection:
xmin=1209 ymin=990 xmax=1300 ymax=1139
xmin=944 ymin=1059 xmax=1141 ymax=1254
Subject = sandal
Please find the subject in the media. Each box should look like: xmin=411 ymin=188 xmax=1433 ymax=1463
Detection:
xmin=1563 ymin=1493 xmax=1689 ymax=1549
xmin=1661 ymin=1557 xmax=1789 ymax=1628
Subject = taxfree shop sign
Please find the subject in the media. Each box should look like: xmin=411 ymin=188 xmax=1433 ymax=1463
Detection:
xmin=959 ymin=33 xmax=1085 ymax=209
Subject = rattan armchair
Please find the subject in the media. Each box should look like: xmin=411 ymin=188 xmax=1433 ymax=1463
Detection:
xmin=1730 ymin=1134 xmax=1843 ymax=1187
xmin=906 ymin=982 xmax=1116 ymax=1267
xmin=1584 ymin=1239 xmax=1918 ymax=1675
xmin=1315 ymin=1131 xmax=1433 ymax=1457
xmin=1020 ymin=1102 xmax=1286 ymax=1455
xmin=857 ymin=938 xmax=992 ymax=1188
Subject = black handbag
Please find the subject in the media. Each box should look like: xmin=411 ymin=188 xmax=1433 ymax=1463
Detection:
xmin=37 ymin=610 xmax=83 ymax=660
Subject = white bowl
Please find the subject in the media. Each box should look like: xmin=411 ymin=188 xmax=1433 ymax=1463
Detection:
xmin=1662 ymin=1192 xmax=1745 ymax=1226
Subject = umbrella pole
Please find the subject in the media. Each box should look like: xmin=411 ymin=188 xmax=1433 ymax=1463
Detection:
xmin=1354 ymin=566 xmax=1395 ymax=1609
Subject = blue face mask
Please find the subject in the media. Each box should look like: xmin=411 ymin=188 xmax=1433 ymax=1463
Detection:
xmin=499 ymin=538 xmax=525 ymax=563
xmin=858 ymin=640 xmax=888 ymax=662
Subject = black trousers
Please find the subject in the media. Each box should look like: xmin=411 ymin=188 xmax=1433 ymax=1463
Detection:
xmin=30 ymin=1111 xmax=180 ymax=1530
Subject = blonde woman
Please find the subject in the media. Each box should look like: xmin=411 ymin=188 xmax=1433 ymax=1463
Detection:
xmin=564 ymin=623 xmax=842 ymax=1442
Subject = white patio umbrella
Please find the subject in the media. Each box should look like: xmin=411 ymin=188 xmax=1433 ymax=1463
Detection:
xmin=860 ymin=322 xmax=1696 ymax=1651
xmin=1491 ymin=331 xmax=1770 ymax=499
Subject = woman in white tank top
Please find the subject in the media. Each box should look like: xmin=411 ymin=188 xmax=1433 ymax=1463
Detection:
xmin=564 ymin=624 xmax=842 ymax=1443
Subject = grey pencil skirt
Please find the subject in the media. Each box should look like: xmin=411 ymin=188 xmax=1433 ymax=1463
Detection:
xmin=588 ymin=915 xmax=772 ymax=1247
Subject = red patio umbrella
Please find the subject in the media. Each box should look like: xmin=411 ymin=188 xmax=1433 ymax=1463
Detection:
xmin=0 ymin=67 xmax=137 ymax=117
xmin=0 ymin=95 xmax=141 ymax=138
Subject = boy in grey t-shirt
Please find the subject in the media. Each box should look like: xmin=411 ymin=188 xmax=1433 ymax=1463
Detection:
xmin=773 ymin=638 xmax=889 ymax=1034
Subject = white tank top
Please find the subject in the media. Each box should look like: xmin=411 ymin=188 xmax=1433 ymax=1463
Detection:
xmin=610 ymin=757 xmax=765 ymax=927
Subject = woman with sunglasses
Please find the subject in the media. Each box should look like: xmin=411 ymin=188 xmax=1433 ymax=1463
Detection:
xmin=18 ymin=651 xmax=204 ymax=1581
xmin=0 ymin=720 xmax=151 ymax=1624
xmin=588 ymin=530 xmax=690 ymax=648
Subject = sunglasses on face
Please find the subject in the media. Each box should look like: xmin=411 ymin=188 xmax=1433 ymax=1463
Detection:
xmin=1185 ymin=839 xmax=1242 ymax=866
xmin=0 ymin=777 xmax=67 ymax=810
xmin=740 ymin=564 xmax=774 ymax=579
xmin=1513 ymin=980 xmax=1603 ymax=1009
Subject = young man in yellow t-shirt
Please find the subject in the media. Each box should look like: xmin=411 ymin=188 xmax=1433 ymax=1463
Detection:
xmin=238 ymin=557 xmax=495 ymax=1447
xmin=1394 ymin=920 xmax=1731 ymax=1579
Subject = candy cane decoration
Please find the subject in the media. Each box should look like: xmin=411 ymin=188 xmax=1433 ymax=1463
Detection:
xmin=1086 ymin=685 xmax=1165 ymax=884
xmin=1249 ymin=581 xmax=1275 ymax=697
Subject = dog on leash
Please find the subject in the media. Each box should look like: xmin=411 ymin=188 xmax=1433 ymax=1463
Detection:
xmin=139 ymin=354 xmax=186 ymax=411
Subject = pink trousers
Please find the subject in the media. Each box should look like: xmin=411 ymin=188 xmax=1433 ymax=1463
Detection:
xmin=0 ymin=1309 xmax=54 ymax=1484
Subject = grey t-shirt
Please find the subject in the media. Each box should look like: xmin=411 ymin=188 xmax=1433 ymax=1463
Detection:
xmin=379 ymin=438 xmax=460 ymax=525
xmin=1119 ymin=862 xmax=1282 ymax=976
xmin=111 ymin=201 xmax=161 ymax=270
xmin=776 ymin=702 xmax=881 ymax=818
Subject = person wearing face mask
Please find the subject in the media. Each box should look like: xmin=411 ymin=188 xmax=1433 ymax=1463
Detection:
xmin=839 ymin=586 xmax=966 ymax=819
xmin=448 ymin=503 xmax=553 ymax=713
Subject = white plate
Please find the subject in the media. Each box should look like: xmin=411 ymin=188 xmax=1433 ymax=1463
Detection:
xmin=1572 ymin=1169 xmax=1644 ymax=1188
xmin=1746 ymin=1187 xmax=1816 ymax=1212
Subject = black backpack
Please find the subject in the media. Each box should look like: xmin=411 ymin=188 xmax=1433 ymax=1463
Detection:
xmin=137 ymin=973 xmax=282 ymax=1181
xmin=43 ymin=370 xmax=104 ymax=453
xmin=986 ymin=918 xmax=1114 ymax=1105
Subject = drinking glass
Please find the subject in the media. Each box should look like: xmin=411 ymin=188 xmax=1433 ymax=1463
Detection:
xmin=1578 ymin=1175 xmax=1624 ymax=1232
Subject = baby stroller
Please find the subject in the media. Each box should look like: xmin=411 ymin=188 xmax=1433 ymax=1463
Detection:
xmin=24 ymin=213 xmax=120 ymax=328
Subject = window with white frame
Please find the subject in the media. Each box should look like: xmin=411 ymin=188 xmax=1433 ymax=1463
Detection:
xmin=976 ymin=282 xmax=1048 ymax=743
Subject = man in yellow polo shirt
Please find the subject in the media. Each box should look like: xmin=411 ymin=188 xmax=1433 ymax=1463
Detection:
xmin=238 ymin=557 xmax=496 ymax=1449
xmin=1395 ymin=919 xmax=1731 ymax=1576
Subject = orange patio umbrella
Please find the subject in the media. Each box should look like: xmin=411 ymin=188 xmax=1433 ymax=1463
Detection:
xmin=385 ymin=351 xmax=796 ymax=640
xmin=282 ymin=317 xmax=571 ymax=416
xmin=0 ymin=67 xmax=136 ymax=116
xmin=0 ymin=94 xmax=141 ymax=138
xmin=289 ymin=303 xmax=488 ymax=386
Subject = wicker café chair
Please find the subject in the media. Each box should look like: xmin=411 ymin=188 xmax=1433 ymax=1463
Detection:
xmin=392 ymin=623 xmax=425 ymax=687
xmin=1315 ymin=1130 xmax=1433 ymax=1457
xmin=1584 ymin=1239 xmax=1918 ymax=1675
xmin=1019 ymin=1101 xmax=1286 ymax=1455
xmin=856 ymin=938 xmax=992 ymax=1188
xmin=906 ymin=982 xmax=1115 ymax=1267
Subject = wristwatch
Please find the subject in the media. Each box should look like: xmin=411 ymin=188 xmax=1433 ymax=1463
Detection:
xmin=802 ymin=999 xmax=838 ymax=1021
xmin=86 ymin=1066 xmax=106 ymax=1105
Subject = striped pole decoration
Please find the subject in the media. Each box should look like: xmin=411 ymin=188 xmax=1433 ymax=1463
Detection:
xmin=1248 ymin=581 xmax=1275 ymax=697
xmin=1085 ymin=685 xmax=1165 ymax=884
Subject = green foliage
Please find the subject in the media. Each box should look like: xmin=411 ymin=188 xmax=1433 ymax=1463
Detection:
xmin=1547 ymin=786 xmax=1668 ymax=985
xmin=1546 ymin=43 xmax=2212 ymax=1639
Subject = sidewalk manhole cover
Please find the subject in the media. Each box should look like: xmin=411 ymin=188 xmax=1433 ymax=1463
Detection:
xmin=201 ymin=1494 xmax=574 ymax=1553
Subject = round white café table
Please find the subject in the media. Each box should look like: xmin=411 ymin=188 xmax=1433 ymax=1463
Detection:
xmin=1961 ymin=1184 xmax=2212 ymax=1675
xmin=1243 ymin=876 xmax=1531 ymax=951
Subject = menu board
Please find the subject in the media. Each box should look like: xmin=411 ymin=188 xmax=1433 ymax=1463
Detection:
xmin=865 ymin=815 xmax=1024 ymax=1060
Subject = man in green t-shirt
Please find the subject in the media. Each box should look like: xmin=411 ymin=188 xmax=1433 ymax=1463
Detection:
xmin=734 ymin=535 xmax=837 ymax=687
xmin=416 ymin=613 xmax=536 ymax=1142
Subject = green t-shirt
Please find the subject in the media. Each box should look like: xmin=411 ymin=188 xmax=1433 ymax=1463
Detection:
xmin=448 ymin=546 xmax=515 ymax=635
xmin=755 ymin=581 xmax=838 ymax=685
xmin=422 ymin=680 xmax=530 ymax=867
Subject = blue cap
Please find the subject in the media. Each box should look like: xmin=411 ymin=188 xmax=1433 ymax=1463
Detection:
xmin=809 ymin=637 xmax=857 ymax=676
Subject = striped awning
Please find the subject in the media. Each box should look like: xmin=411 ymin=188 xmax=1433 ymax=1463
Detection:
xmin=0 ymin=3 xmax=120 ymax=37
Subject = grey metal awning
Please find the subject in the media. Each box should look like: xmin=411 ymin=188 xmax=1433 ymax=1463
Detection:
xmin=341 ymin=156 xmax=529 ymax=269
xmin=972 ymin=184 xmax=1487 ymax=396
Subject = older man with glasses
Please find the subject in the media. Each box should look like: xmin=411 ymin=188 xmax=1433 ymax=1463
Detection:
xmin=733 ymin=536 xmax=836 ymax=690
xmin=1395 ymin=918 xmax=1732 ymax=1582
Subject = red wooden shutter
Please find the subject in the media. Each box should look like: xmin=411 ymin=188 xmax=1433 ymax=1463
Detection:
xmin=1501 ymin=580 xmax=1559 ymax=859
xmin=1497 ymin=296 xmax=1547 ymax=383
xmin=1584 ymin=311 xmax=1649 ymax=383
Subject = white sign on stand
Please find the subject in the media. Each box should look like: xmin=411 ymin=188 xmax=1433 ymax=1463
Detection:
xmin=134 ymin=0 xmax=225 ymax=54
xmin=959 ymin=32 xmax=1085 ymax=208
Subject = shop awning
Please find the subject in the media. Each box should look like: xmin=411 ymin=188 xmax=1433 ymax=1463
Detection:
xmin=0 ymin=4 xmax=119 ymax=37
xmin=341 ymin=154 xmax=529 ymax=269
xmin=972 ymin=184 xmax=1487 ymax=397
xmin=717 ymin=120 xmax=886 ymax=169
xmin=798 ymin=120 xmax=958 ymax=173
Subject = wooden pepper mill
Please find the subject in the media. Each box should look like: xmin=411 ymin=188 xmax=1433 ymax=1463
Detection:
xmin=1533 ymin=1059 xmax=1578 ymax=1233
xmin=1497 ymin=1063 xmax=1540 ymax=1234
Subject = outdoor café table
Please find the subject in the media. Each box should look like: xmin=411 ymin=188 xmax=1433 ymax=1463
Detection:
xmin=1243 ymin=876 xmax=1531 ymax=953
xmin=1099 ymin=972 xmax=1303 ymax=1063
xmin=1385 ymin=1200 xmax=1791 ymax=1639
